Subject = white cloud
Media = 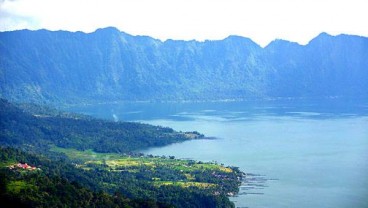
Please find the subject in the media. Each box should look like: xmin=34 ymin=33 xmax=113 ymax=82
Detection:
xmin=1 ymin=0 xmax=367 ymax=46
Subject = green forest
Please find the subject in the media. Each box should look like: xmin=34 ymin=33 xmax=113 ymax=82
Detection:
xmin=0 ymin=99 xmax=203 ymax=153
xmin=0 ymin=99 xmax=243 ymax=207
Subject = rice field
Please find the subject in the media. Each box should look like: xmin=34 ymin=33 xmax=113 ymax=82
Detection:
xmin=51 ymin=147 xmax=237 ymax=189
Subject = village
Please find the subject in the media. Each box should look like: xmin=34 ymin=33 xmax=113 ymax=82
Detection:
xmin=8 ymin=162 xmax=41 ymax=171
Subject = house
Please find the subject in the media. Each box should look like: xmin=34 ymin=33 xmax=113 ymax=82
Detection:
xmin=12 ymin=163 xmax=38 ymax=171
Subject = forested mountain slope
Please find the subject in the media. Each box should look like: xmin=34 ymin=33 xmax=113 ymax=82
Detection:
xmin=1 ymin=28 xmax=367 ymax=104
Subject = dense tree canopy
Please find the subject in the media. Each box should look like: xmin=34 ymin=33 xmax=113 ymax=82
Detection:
xmin=0 ymin=99 xmax=202 ymax=153
xmin=0 ymin=99 xmax=241 ymax=207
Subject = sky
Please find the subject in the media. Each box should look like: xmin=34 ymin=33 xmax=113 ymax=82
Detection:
xmin=0 ymin=0 xmax=367 ymax=47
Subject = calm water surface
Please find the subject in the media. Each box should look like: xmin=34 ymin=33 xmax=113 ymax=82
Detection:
xmin=66 ymin=100 xmax=368 ymax=208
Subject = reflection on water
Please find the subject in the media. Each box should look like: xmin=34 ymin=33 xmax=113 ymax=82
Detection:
xmin=66 ymin=99 xmax=368 ymax=208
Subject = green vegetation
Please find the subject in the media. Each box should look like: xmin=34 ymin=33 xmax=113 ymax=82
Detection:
xmin=2 ymin=29 xmax=367 ymax=105
xmin=1 ymin=147 xmax=242 ymax=207
xmin=51 ymin=147 xmax=241 ymax=192
xmin=0 ymin=99 xmax=203 ymax=153
xmin=0 ymin=150 xmax=169 ymax=208
xmin=6 ymin=181 xmax=34 ymax=194
xmin=0 ymin=99 xmax=243 ymax=207
xmin=153 ymin=181 xmax=216 ymax=189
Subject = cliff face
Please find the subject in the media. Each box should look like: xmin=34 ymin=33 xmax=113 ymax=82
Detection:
xmin=1 ymin=28 xmax=367 ymax=104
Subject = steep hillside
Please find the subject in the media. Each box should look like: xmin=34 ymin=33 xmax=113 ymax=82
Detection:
xmin=0 ymin=28 xmax=367 ymax=104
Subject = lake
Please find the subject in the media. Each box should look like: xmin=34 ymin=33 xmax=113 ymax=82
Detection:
xmin=66 ymin=99 xmax=368 ymax=208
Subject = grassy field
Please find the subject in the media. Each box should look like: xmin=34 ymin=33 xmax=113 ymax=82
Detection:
xmin=51 ymin=147 xmax=232 ymax=172
xmin=51 ymin=147 xmax=236 ymax=189
xmin=153 ymin=181 xmax=216 ymax=189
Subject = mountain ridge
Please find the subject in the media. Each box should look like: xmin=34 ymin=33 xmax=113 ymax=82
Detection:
xmin=1 ymin=27 xmax=367 ymax=104
xmin=3 ymin=27 xmax=367 ymax=46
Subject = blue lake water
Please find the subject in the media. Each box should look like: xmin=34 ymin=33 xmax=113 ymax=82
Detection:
xmin=66 ymin=99 xmax=368 ymax=208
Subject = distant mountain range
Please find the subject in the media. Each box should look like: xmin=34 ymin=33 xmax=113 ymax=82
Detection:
xmin=1 ymin=27 xmax=367 ymax=104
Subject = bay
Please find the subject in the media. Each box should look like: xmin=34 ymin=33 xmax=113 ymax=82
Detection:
xmin=65 ymin=99 xmax=368 ymax=208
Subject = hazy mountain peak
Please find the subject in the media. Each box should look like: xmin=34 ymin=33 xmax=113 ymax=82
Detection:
xmin=94 ymin=26 xmax=121 ymax=33
xmin=0 ymin=29 xmax=367 ymax=104
xmin=224 ymin=35 xmax=260 ymax=46
xmin=307 ymin=32 xmax=334 ymax=44
xmin=265 ymin=39 xmax=302 ymax=49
